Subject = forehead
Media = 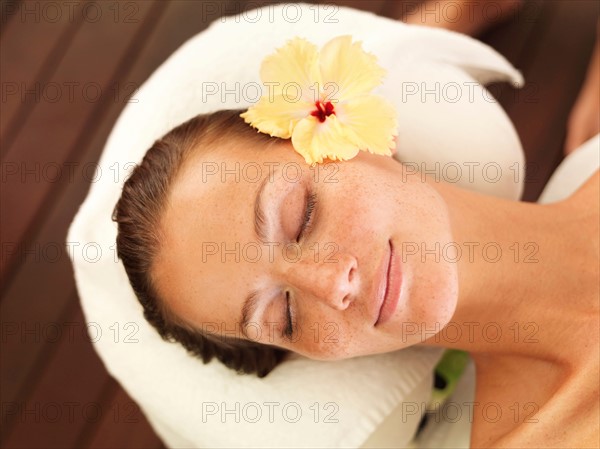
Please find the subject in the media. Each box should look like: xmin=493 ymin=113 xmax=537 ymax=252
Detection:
xmin=163 ymin=139 xmax=306 ymax=246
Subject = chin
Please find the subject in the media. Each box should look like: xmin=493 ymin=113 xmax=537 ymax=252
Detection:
xmin=418 ymin=262 xmax=459 ymax=340
xmin=389 ymin=257 xmax=459 ymax=347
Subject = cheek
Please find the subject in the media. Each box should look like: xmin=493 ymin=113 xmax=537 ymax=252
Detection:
xmin=309 ymin=186 xmax=384 ymax=257
xmin=295 ymin=324 xmax=404 ymax=360
xmin=406 ymin=259 xmax=459 ymax=329
xmin=391 ymin=181 xmax=459 ymax=339
xmin=289 ymin=317 xmax=360 ymax=361
xmin=325 ymin=172 xmax=392 ymax=242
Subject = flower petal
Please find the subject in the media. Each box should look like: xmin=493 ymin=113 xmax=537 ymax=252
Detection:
xmin=260 ymin=37 xmax=322 ymax=103
xmin=291 ymin=115 xmax=359 ymax=164
xmin=335 ymin=95 xmax=398 ymax=156
xmin=319 ymin=35 xmax=386 ymax=102
xmin=241 ymin=95 xmax=314 ymax=139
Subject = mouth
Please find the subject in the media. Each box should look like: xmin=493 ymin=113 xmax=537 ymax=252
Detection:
xmin=374 ymin=239 xmax=401 ymax=327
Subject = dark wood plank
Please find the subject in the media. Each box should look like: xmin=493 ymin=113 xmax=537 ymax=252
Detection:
xmin=1 ymin=301 xmax=112 ymax=448
xmin=0 ymin=0 xmax=159 ymax=287
xmin=0 ymin=0 xmax=89 ymax=153
xmin=81 ymin=380 xmax=165 ymax=449
xmin=0 ymin=0 xmax=165 ymax=437
xmin=0 ymin=0 xmax=21 ymax=33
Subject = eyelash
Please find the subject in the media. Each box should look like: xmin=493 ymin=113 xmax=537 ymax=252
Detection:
xmin=285 ymin=191 xmax=317 ymax=340
xmin=295 ymin=191 xmax=317 ymax=243
xmin=284 ymin=291 xmax=294 ymax=340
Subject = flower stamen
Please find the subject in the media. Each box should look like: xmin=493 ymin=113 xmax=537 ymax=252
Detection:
xmin=310 ymin=100 xmax=336 ymax=123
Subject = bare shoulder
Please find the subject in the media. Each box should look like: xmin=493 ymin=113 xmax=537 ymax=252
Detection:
xmin=494 ymin=366 xmax=600 ymax=448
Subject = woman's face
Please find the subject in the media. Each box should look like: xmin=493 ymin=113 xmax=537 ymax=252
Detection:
xmin=154 ymin=139 xmax=458 ymax=360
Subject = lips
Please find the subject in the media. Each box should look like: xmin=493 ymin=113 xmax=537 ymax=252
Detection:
xmin=374 ymin=240 xmax=401 ymax=327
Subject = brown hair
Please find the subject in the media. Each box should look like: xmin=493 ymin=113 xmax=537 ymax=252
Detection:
xmin=112 ymin=109 xmax=289 ymax=378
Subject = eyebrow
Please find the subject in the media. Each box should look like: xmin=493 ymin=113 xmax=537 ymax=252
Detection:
xmin=240 ymin=170 xmax=277 ymax=339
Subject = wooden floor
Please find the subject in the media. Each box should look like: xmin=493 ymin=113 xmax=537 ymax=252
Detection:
xmin=1 ymin=0 xmax=598 ymax=447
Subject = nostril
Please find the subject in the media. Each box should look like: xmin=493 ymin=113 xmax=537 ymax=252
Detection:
xmin=348 ymin=259 xmax=357 ymax=282
xmin=341 ymin=293 xmax=352 ymax=309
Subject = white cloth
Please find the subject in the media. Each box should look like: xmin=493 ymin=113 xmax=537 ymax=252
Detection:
xmin=538 ymin=134 xmax=600 ymax=204
xmin=67 ymin=3 xmax=526 ymax=448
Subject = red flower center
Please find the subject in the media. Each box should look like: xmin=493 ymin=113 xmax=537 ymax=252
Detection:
xmin=310 ymin=101 xmax=335 ymax=123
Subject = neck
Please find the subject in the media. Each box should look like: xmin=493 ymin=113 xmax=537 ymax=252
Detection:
xmin=422 ymin=180 xmax=577 ymax=361
xmin=420 ymin=174 xmax=598 ymax=447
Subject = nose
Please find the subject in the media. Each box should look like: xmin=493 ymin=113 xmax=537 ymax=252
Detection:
xmin=282 ymin=248 xmax=358 ymax=310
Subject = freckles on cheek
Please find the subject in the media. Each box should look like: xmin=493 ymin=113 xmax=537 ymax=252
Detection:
xmin=294 ymin=324 xmax=357 ymax=360
xmin=298 ymin=342 xmax=346 ymax=361
xmin=335 ymin=202 xmax=377 ymax=241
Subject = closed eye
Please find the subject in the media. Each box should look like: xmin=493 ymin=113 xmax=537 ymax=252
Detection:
xmin=283 ymin=290 xmax=294 ymax=339
xmin=296 ymin=191 xmax=317 ymax=243
xmin=284 ymin=190 xmax=317 ymax=340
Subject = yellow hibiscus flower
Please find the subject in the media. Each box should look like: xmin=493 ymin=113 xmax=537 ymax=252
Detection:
xmin=240 ymin=35 xmax=398 ymax=165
